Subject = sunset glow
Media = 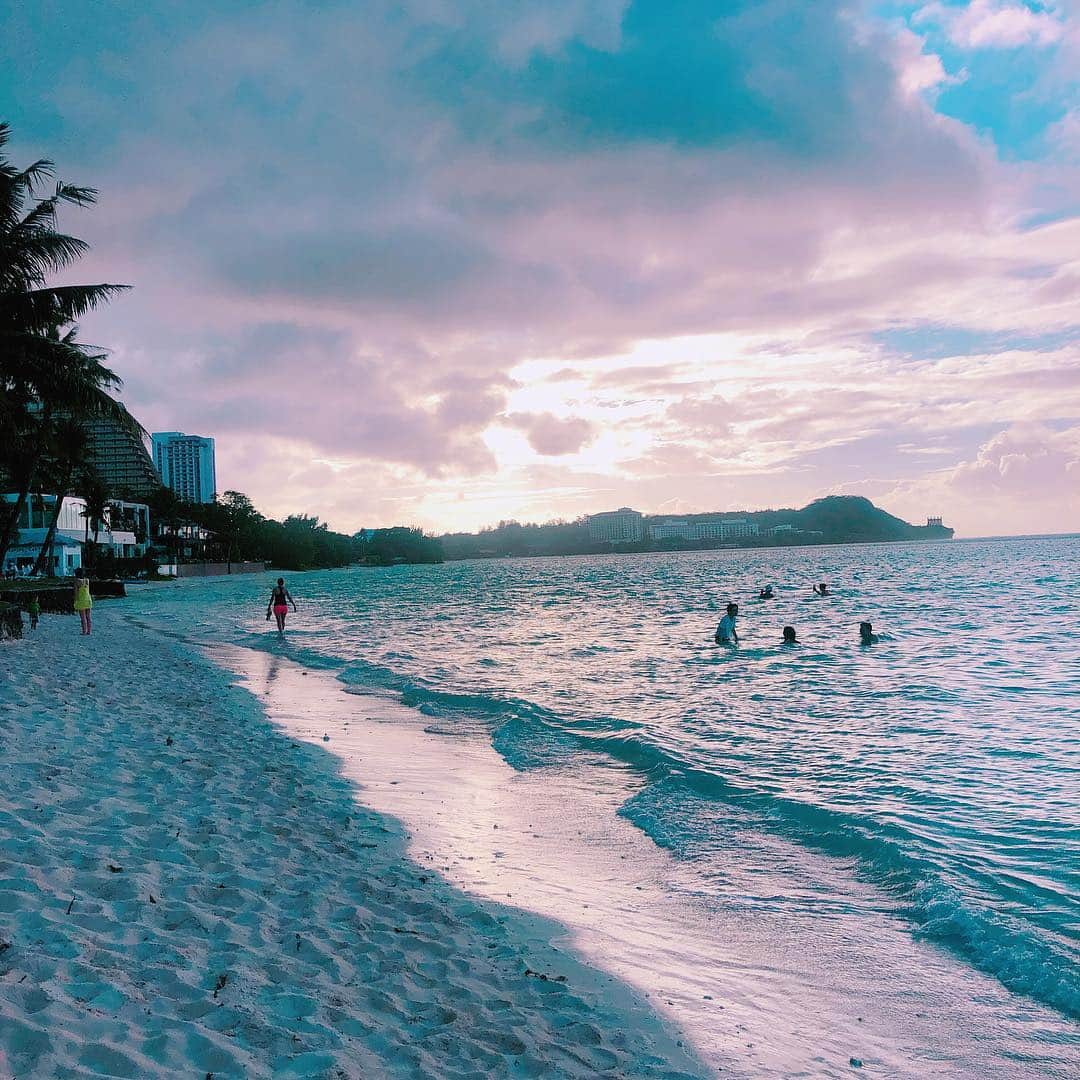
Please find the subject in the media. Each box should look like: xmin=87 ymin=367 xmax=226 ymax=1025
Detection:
xmin=6 ymin=0 xmax=1078 ymax=535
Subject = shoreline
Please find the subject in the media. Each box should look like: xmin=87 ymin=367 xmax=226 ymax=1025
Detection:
xmin=210 ymin=630 xmax=1080 ymax=1080
xmin=0 ymin=610 xmax=707 ymax=1078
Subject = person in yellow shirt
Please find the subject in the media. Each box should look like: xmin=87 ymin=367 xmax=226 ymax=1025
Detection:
xmin=73 ymin=571 xmax=92 ymax=635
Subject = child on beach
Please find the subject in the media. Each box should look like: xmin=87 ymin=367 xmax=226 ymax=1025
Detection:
xmin=73 ymin=572 xmax=92 ymax=635
xmin=27 ymin=595 xmax=39 ymax=631
xmin=266 ymin=577 xmax=297 ymax=637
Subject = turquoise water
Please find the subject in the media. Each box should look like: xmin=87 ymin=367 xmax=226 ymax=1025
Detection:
xmin=139 ymin=537 xmax=1080 ymax=1026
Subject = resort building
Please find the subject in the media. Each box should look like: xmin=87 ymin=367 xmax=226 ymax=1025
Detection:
xmin=152 ymin=432 xmax=217 ymax=504
xmin=1 ymin=494 xmax=151 ymax=576
xmin=588 ymin=507 xmax=645 ymax=543
xmin=648 ymin=518 xmax=761 ymax=542
xmin=650 ymin=520 xmax=694 ymax=540
xmin=713 ymin=518 xmax=759 ymax=540
xmin=85 ymin=417 xmax=162 ymax=500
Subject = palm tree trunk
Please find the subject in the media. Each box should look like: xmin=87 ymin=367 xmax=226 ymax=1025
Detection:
xmin=0 ymin=490 xmax=29 ymax=568
xmin=0 ymin=409 xmax=52 ymax=568
xmin=32 ymin=485 xmax=69 ymax=577
xmin=84 ymin=510 xmax=93 ymax=570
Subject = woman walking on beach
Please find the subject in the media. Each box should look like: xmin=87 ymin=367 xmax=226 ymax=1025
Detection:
xmin=73 ymin=571 xmax=92 ymax=635
xmin=267 ymin=577 xmax=297 ymax=637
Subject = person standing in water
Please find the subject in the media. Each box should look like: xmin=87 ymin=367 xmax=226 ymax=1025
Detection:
xmin=715 ymin=602 xmax=739 ymax=645
xmin=781 ymin=625 xmax=798 ymax=645
xmin=27 ymin=594 xmax=40 ymax=631
xmin=859 ymin=621 xmax=879 ymax=645
xmin=813 ymin=582 xmax=830 ymax=596
xmin=266 ymin=577 xmax=297 ymax=637
xmin=73 ymin=571 xmax=92 ymax=635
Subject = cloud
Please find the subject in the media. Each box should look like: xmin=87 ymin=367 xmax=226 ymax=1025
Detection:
xmin=1 ymin=0 xmax=1076 ymax=533
xmin=872 ymin=422 xmax=1080 ymax=534
xmin=504 ymin=412 xmax=597 ymax=455
xmin=915 ymin=1 xmax=1066 ymax=49
xmin=947 ymin=422 xmax=1080 ymax=496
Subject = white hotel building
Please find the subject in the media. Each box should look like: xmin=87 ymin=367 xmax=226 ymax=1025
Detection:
xmin=649 ymin=517 xmax=760 ymax=542
xmin=587 ymin=508 xmax=645 ymax=543
xmin=1 ymin=495 xmax=150 ymax=576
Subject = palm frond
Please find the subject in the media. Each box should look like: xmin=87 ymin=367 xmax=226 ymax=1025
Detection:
xmin=0 ymin=232 xmax=92 ymax=285
xmin=54 ymin=182 xmax=98 ymax=207
xmin=0 ymin=284 xmax=131 ymax=331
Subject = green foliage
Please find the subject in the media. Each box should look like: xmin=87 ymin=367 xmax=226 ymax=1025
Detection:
xmin=440 ymin=518 xmax=591 ymax=560
xmin=0 ymin=122 xmax=136 ymax=567
xmin=154 ymin=489 xmax=366 ymax=570
xmin=355 ymin=527 xmax=443 ymax=566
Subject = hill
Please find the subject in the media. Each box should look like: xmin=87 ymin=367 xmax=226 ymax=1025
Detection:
xmin=439 ymin=495 xmax=952 ymax=560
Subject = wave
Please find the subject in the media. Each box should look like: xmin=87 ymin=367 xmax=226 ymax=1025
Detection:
xmin=616 ymin=774 xmax=1079 ymax=1020
xmin=236 ymin=629 xmax=1080 ymax=1020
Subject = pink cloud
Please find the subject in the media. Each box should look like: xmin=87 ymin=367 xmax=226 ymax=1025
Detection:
xmin=505 ymin=413 xmax=597 ymax=455
xmin=871 ymin=423 xmax=1080 ymax=535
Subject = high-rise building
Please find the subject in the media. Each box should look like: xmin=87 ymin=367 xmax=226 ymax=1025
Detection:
xmin=85 ymin=418 xmax=162 ymax=500
xmin=152 ymin=432 xmax=217 ymax=504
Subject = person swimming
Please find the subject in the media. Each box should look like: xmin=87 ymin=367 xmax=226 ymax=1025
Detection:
xmin=759 ymin=585 xmax=775 ymax=599
xmin=781 ymin=625 xmax=798 ymax=645
xmin=813 ymin=582 xmax=830 ymax=596
xmin=859 ymin=621 xmax=878 ymax=645
xmin=266 ymin=577 xmax=297 ymax=637
xmin=715 ymin=602 xmax=739 ymax=645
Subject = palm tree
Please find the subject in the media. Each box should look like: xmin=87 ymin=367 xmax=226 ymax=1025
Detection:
xmin=79 ymin=467 xmax=111 ymax=567
xmin=30 ymin=416 xmax=89 ymax=576
xmin=0 ymin=121 xmax=132 ymax=566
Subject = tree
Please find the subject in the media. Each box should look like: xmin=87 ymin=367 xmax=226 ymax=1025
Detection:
xmin=196 ymin=491 xmax=264 ymax=571
xmin=0 ymin=121 xmax=133 ymax=566
xmin=31 ymin=416 xmax=89 ymax=575
xmin=78 ymin=467 xmax=111 ymax=565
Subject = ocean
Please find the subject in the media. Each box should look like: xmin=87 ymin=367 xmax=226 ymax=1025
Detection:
xmin=133 ymin=536 xmax=1080 ymax=1074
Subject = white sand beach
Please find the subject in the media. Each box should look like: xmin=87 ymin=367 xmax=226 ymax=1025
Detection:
xmin=0 ymin=609 xmax=707 ymax=1079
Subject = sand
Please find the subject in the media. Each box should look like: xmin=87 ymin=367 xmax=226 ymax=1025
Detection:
xmin=0 ymin=609 xmax=708 ymax=1079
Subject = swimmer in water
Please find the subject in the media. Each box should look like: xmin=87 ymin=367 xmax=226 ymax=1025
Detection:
xmin=715 ymin=602 xmax=739 ymax=645
xmin=859 ymin=621 xmax=878 ymax=645
xmin=781 ymin=625 xmax=798 ymax=645
xmin=759 ymin=585 xmax=775 ymax=599
xmin=813 ymin=582 xmax=830 ymax=596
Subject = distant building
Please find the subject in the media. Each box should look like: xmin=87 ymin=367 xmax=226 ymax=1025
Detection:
xmin=650 ymin=519 xmax=694 ymax=540
xmin=588 ymin=507 xmax=644 ymax=543
xmin=715 ymin=518 xmax=759 ymax=540
xmin=85 ymin=418 xmax=162 ymax=499
xmin=152 ymin=432 xmax=217 ymax=504
xmin=649 ymin=518 xmax=761 ymax=542
xmin=927 ymin=516 xmax=943 ymax=528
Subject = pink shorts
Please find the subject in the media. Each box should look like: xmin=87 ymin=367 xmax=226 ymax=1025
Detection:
xmin=273 ymin=604 xmax=288 ymax=616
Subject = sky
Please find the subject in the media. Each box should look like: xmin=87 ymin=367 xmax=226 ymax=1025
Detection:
xmin=4 ymin=0 xmax=1079 ymax=537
